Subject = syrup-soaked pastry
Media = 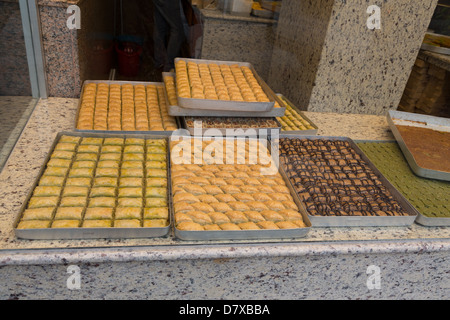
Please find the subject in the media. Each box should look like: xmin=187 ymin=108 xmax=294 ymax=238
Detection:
xmin=276 ymin=220 xmax=301 ymax=229
xmin=238 ymin=221 xmax=260 ymax=230
xmin=260 ymin=210 xmax=284 ymax=222
xmin=21 ymin=207 xmax=55 ymax=221
xmin=143 ymin=219 xmax=168 ymax=228
xmin=115 ymin=207 xmax=142 ymax=220
xmin=44 ymin=166 xmax=69 ymax=177
xmin=204 ymin=224 xmax=221 ymax=231
xmin=143 ymin=207 xmax=169 ymax=219
xmin=54 ymin=207 xmax=84 ymax=220
xmin=51 ymin=220 xmax=80 ymax=228
xmin=60 ymin=196 xmax=87 ymax=207
xmin=82 ymin=220 xmax=112 ymax=228
xmin=145 ymin=197 xmax=166 ymax=207
xmin=62 ymin=186 xmax=89 ymax=197
xmin=33 ymin=186 xmax=62 ymax=197
xmin=257 ymin=220 xmax=279 ymax=229
xmin=219 ymin=222 xmax=241 ymax=230
xmin=84 ymin=207 xmax=114 ymax=220
xmin=17 ymin=220 xmax=51 ymax=229
xmin=28 ymin=196 xmax=59 ymax=208
xmin=196 ymin=194 xmax=219 ymax=204
xmin=88 ymin=197 xmax=115 ymax=208
xmin=47 ymin=158 xmax=72 ymax=168
xmin=114 ymin=219 xmax=141 ymax=228
xmin=50 ymin=150 xmax=75 ymax=160
xmin=39 ymin=175 xmax=65 ymax=187
xmin=65 ymin=177 xmax=92 ymax=187
xmin=72 ymin=160 xmax=96 ymax=169
xmin=176 ymin=221 xmax=204 ymax=231
xmin=185 ymin=211 xmax=213 ymax=225
xmin=175 ymin=212 xmax=193 ymax=224
xmin=90 ymin=187 xmax=116 ymax=198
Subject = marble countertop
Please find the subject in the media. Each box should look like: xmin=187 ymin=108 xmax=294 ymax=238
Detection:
xmin=0 ymin=98 xmax=449 ymax=266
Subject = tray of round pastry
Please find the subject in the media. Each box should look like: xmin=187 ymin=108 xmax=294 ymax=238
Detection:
xmin=75 ymin=80 xmax=181 ymax=135
xmin=173 ymin=58 xmax=284 ymax=113
xmin=162 ymin=72 xmax=286 ymax=117
xmin=386 ymin=110 xmax=450 ymax=182
xmin=14 ymin=131 xmax=173 ymax=240
xmin=275 ymin=134 xmax=419 ymax=227
xmin=356 ymin=140 xmax=450 ymax=227
xmin=180 ymin=116 xmax=281 ymax=137
xmin=169 ymin=135 xmax=312 ymax=240
xmin=275 ymin=94 xmax=318 ymax=135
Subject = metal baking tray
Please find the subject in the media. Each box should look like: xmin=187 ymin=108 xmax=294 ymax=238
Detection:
xmin=355 ymin=140 xmax=450 ymax=227
xmin=14 ymin=131 xmax=172 ymax=240
xmin=162 ymin=72 xmax=286 ymax=118
xmin=387 ymin=110 xmax=450 ymax=181
xmin=274 ymin=134 xmax=419 ymax=227
xmin=180 ymin=116 xmax=281 ymax=137
xmin=174 ymin=57 xmax=284 ymax=113
xmin=75 ymin=80 xmax=181 ymax=136
xmin=171 ymin=135 xmax=312 ymax=240
xmin=276 ymin=94 xmax=318 ymax=135
xmin=421 ymin=32 xmax=450 ymax=55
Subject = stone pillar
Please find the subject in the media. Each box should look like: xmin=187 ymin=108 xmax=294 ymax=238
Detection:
xmin=267 ymin=0 xmax=439 ymax=115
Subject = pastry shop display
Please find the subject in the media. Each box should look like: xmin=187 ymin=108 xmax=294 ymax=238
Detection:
xmin=357 ymin=141 xmax=450 ymax=226
xmin=278 ymin=136 xmax=418 ymax=226
xmin=276 ymin=94 xmax=318 ymax=134
xmin=76 ymin=81 xmax=178 ymax=133
xmin=169 ymin=137 xmax=311 ymax=240
xmin=387 ymin=110 xmax=450 ymax=181
xmin=182 ymin=116 xmax=281 ymax=136
xmin=173 ymin=58 xmax=281 ymax=113
xmin=14 ymin=133 xmax=171 ymax=239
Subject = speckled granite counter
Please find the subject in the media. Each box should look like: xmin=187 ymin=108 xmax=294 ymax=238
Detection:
xmin=0 ymin=98 xmax=449 ymax=299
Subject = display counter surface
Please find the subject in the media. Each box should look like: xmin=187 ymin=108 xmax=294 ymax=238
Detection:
xmin=1 ymin=98 xmax=449 ymax=266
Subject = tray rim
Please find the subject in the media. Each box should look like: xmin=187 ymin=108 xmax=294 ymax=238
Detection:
xmin=14 ymin=131 xmax=173 ymax=240
xmin=275 ymin=134 xmax=420 ymax=227
xmin=74 ymin=80 xmax=181 ymax=136
xmin=386 ymin=110 xmax=450 ymax=182
xmin=173 ymin=57 xmax=281 ymax=112
xmin=355 ymin=139 xmax=450 ymax=227
xmin=170 ymin=135 xmax=312 ymax=240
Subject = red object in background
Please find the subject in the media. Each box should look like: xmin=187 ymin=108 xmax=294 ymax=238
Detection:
xmin=90 ymin=40 xmax=114 ymax=75
xmin=115 ymin=42 xmax=143 ymax=77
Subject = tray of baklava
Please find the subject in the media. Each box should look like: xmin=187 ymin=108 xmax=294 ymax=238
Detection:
xmin=172 ymin=58 xmax=286 ymax=113
xmin=163 ymin=72 xmax=286 ymax=117
xmin=386 ymin=110 xmax=450 ymax=181
xmin=357 ymin=140 xmax=450 ymax=227
xmin=75 ymin=80 xmax=180 ymax=134
xmin=169 ymin=135 xmax=311 ymax=240
xmin=14 ymin=132 xmax=172 ymax=239
xmin=180 ymin=116 xmax=281 ymax=137
xmin=276 ymin=94 xmax=318 ymax=135
xmin=275 ymin=134 xmax=419 ymax=227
